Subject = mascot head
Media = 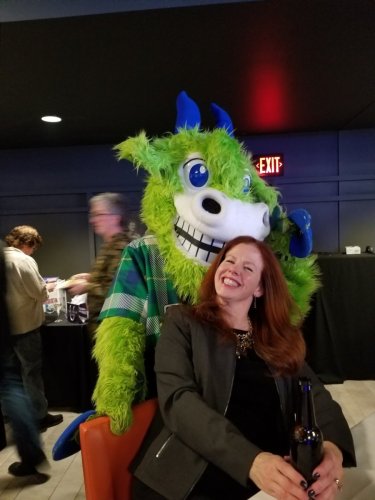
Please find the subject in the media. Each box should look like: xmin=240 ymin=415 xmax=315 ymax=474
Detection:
xmin=116 ymin=91 xmax=319 ymax=315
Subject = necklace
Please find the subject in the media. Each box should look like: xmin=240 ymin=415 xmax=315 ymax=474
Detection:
xmin=234 ymin=319 xmax=254 ymax=358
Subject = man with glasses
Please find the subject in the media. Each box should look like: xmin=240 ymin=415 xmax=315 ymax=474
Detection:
xmin=68 ymin=192 xmax=131 ymax=335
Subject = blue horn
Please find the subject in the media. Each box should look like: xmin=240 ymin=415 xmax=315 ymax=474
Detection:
xmin=210 ymin=102 xmax=234 ymax=136
xmin=175 ymin=91 xmax=201 ymax=132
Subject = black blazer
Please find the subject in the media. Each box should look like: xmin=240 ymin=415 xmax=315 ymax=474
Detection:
xmin=133 ymin=305 xmax=356 ymax=500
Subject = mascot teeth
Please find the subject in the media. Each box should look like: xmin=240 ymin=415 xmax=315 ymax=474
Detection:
xmin=174 ymin=216 xmax=225 ymax=264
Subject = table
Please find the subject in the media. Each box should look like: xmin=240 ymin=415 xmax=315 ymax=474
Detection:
xmin=302 ymin=254 xmax=375 ymax=383
xmin=0 ymin=319 xmax=96 ymax=449
xmin=41 ymin=319 xmax=97 ymax=412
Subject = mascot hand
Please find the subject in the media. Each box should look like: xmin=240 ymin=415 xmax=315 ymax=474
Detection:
xmin=288 ymin=209 xmax=313 ymax=258
xmin=92 ymin=316 xmax=147 ymax=435
xmin=52 ymin=409 xmax=96 ymax=460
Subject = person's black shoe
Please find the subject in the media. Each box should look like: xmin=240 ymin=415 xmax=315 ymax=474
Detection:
xmin=8 ymin=461 xmax=50 ymax=483
xmin=8 ymin=461 xmax=38 ymax=476
xmin=39 ymin=413 xmax=63 ymax=431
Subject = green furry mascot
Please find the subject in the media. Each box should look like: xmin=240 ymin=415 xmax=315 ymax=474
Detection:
xmin=92 ymin=91 xmax=320 ymax=435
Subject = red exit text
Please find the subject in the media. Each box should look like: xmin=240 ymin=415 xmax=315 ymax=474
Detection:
xmin=253 ymin=155 xmax=284 ymax=177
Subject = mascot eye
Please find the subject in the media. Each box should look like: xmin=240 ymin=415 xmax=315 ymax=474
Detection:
xmin=182 ymin=157 xmax=209 ymax=189
xmin=243 ymin=174 xmax=251 ymax=193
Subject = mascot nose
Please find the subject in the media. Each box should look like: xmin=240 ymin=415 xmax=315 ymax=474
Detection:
xmin=202 ymin=197 xmax=221 ymax=214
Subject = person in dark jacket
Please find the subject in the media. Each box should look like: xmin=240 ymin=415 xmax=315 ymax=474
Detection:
xmin=0 ymin=240 xmax=48 ymax=480
xmin=131 ymin=235 xmax=356 ymax=500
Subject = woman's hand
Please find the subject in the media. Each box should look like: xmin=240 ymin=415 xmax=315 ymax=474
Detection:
xmin=303 ymin=441 xmax=344 ymax=499
xmin=250 ymin=452 xmax=308 ymax=499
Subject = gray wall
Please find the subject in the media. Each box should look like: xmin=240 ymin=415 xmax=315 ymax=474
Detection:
xmin=1 ymin=128 xmax=374 ymax=278
xmin=0 ymin=144 xmax=146 ymax=278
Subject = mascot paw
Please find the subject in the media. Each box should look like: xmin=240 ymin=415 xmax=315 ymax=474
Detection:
xmin=52 ymin=409 xmax=96 ymax=460
xmin=288 ymin=209 xmax=313 ymax=258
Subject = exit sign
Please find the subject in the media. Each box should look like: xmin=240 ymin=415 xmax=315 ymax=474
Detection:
xmin=253 ymin=154 xmax=284 ymax=177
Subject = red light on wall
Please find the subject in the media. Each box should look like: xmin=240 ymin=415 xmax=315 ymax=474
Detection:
xmin=253 ymin=154 xmax=284 ymax=177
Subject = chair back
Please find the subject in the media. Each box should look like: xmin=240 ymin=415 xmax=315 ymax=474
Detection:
xmin=80 ymin=398 xmax=158 ymax=500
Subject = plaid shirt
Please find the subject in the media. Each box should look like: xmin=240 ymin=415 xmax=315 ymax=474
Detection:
xmin=99 ymin=235 xmax=180 ymax=348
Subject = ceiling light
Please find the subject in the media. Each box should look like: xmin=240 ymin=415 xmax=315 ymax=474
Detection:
xmin=41 ymin=115 xmax=62 ymax=123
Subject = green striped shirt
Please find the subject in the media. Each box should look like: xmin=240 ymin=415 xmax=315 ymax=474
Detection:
xmin=99 ymin=235 xmax=180 ymax=348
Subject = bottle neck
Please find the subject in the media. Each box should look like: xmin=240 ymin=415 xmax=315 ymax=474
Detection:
xmin=297 ymin=379 xmax=317 ymax=427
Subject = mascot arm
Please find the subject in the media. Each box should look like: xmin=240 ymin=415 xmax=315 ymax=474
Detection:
xmin=93 ymin=316 xmax=147 ymax=435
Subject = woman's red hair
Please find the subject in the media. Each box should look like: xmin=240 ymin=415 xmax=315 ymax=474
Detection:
xmin=191 ymin=235 xmax=306 ymax=375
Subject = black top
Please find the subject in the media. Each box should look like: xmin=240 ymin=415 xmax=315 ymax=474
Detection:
xmin=191 ymin=346 xmax=288 ymax=499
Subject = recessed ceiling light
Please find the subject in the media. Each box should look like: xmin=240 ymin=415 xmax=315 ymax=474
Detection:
xmin=41 ymin=115 xmax=62 ymax=123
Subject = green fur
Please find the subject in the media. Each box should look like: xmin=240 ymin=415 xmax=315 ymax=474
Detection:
xmin=116 ymin=127 xmax=319 ymax=312
xmin=116 ymin=128 xmax=279 ymax=208
xmin=92 ymin=317 xmax=146 ymax=435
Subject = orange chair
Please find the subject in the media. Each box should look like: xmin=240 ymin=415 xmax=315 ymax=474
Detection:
xmin=80 ymin=398 xmax=158 ymax=500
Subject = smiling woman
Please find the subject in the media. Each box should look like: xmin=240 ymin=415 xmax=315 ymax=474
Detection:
xmin=130 ymin=235 xmax=356 ymax=500
xmin=193 ymin=235 xmax=304 ymax=371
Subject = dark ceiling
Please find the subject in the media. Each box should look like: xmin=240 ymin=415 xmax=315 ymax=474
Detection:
xmin=1 ymin=0 xmax=375 ymax=150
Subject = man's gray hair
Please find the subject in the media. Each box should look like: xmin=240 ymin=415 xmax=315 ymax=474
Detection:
xmin=90 ymin=192 xmax=128 ymax=226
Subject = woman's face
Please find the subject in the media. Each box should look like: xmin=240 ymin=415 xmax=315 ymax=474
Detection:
xmin=214 ymin=242 xmax=263 ymax=308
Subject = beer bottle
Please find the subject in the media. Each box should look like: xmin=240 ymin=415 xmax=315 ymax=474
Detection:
xmin=290 ymin=377 xmax=323 ymax=486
